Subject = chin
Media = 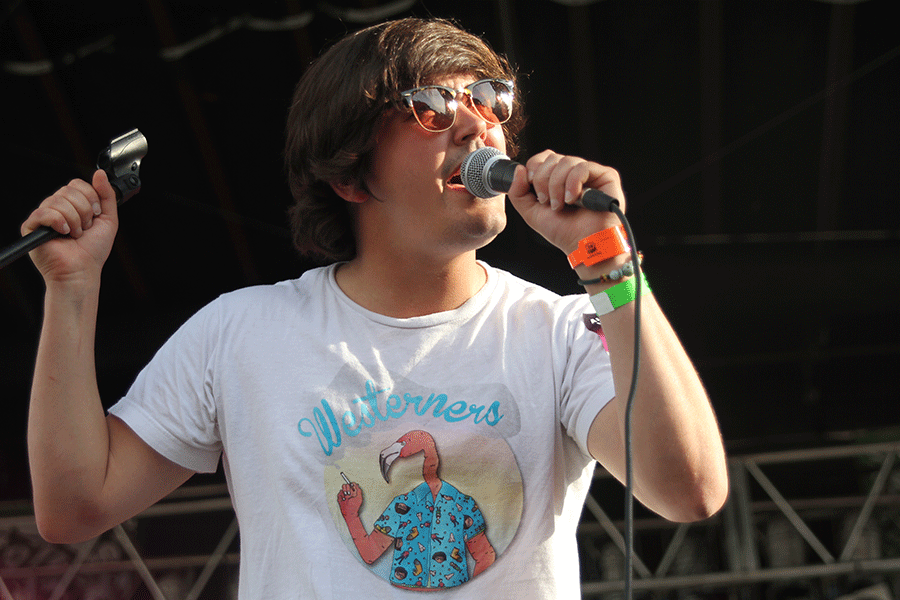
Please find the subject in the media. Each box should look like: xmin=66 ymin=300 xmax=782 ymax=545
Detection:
xmin=457 ymin=211 xmax=507 ymax=248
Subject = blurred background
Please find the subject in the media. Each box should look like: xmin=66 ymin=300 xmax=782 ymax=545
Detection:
xmin=1 ymin=1 xmax=898 ymax=598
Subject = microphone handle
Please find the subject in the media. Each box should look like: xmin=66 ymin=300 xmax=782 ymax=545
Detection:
xmin=0 ymin=226 xmax=61 ymax=270
xmin=486 ymin=159 xmax=519 ymax=194
xmin=579 ymin=189 xmax=619 ymax=212
xmin=488 ymin=159 xmax=619 ymax=212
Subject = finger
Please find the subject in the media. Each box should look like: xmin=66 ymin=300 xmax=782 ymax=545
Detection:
xmin=92 ymin=169 xmax=119 ymax=215
xmin=60 ymin=180 xmax=102 ymax=232
xmin=24 ymin=179 xmax=98 ymax=237
xmin=21 ymin=205 xmax=74 ymax=237
xmin=506 ymin=164 xmax=531 ymax=200
xmin=29 ymin=195 xmax=86 ymax=238
xmin=546 ymin=156 xmax=586 ymax=209
xmin=583 ymin=165 xmax=627 ymax=213
xmin=526 ymin=151 xmax=564 ymax=207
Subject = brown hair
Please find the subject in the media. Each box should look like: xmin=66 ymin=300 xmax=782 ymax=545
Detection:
xmin=284 ymin=18 xmax=524 ymax=263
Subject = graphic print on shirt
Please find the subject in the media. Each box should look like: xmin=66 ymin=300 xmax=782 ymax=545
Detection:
xmin=298 ymin=367 xmax=524 ymax=590
xmin=336 ymin=430 xmax=499 ymax=589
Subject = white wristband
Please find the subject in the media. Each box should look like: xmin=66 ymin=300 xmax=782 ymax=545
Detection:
xmin=589 ymin=273 xmax=651 ymax=316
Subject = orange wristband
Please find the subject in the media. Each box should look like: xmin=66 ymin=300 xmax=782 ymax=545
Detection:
xmin=567 ymin=225 xmax=630 ymax=268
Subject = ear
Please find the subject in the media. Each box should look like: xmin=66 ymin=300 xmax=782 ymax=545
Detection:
xmin=330 ymin=180 xmax=369 ymax=204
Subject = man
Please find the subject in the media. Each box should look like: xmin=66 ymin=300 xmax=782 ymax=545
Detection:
xmin=22 ymin=17 xmax=727 ymax=598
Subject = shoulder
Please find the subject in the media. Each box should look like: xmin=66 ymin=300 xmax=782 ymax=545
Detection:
xmin=480 ymin=263 xmax=605 ymax=353
xmin=484 ymin=262 xmax=592 ymax=322
xmin=163 ymin=266 xmax=335 ymax=345
xmin=209 ymin=265 xmax=333 ymax=314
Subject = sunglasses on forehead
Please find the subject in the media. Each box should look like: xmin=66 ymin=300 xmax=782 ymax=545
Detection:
xmin=399 ymin=78 xmax=515 ymax=133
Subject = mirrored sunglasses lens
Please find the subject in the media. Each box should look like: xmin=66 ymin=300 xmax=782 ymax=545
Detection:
xmin=471 ymin=80 xmax=512 ymax=124
xmin=411 ymin=87 xmax=455 ymax=131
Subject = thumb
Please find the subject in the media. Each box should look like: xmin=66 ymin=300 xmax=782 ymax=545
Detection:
xmin=91 ymin=169 xmax=119 ymax=218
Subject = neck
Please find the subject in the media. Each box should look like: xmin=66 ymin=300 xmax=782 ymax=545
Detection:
xmin=335 ymin=251 xmax=486 ymax=318
xmin=420 ymin=441 xmax=440 ymax=498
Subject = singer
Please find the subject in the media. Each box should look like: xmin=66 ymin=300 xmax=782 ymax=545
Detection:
xmin=22 ymin=18 xmax=727 ymax=599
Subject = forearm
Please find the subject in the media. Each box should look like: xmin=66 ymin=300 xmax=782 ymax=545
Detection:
xmin=587 ymin=280 xmax=728 ymax=521
xmin=466 ymin=532 xmax=496 ymax=576
xmin=503 ymin=150 xmax=727 ymax=518
xmin=343 ymin=513 xmax=391 ymax=564
xmin=28 ymin=278 xmax=112 ymax=537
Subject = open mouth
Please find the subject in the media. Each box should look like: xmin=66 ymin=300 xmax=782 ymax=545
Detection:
xmin=447 ymin=167 xmax=464 ymax=187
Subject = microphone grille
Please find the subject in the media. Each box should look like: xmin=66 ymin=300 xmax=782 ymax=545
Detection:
xmin=461 ymin=147 xmax=506 ymax=198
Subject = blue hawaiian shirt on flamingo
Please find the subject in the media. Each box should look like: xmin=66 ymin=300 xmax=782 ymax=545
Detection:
xmin=373 ymin=430 xmax=487 ymax=589
xmin=375 ymin=480 xmax=485 ymax=588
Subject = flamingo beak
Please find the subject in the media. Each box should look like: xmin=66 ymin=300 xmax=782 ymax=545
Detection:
xmin=379 ymin=441 xmax=404 ymax=483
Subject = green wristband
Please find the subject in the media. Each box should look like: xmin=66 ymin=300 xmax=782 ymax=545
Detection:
xmin=589 ymin=272 xmax=651 ymax=315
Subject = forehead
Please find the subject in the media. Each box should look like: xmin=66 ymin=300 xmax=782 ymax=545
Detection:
xmin=435 ymin=73 xmax=478 ymax=86
xmin=417 ymin=72 xmax=481 ymax=90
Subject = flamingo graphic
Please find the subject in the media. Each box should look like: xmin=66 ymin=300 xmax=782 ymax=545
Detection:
xmin=337 ymin=430 xmax=496 ymax=590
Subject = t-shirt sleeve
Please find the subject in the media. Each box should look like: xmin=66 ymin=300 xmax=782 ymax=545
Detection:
xmin=557 ymin=295 xmax=616 ymax=458
xmin=107 ymin=300 xmax=223 ymax=473
xmin=460 ymin=494 xmax=486 ymax=541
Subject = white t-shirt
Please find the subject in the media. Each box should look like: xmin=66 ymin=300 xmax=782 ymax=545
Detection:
xmin=109 ymin=262 xmax=615 ymax=598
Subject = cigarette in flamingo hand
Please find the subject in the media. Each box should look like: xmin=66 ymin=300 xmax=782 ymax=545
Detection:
xmin=341 ymin=472 xmax=351 ymax=485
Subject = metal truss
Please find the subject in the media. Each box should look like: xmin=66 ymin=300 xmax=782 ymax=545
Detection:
xmin=1 ymin=487 xmax=237 ymax=600
xmin=2 ymin=442 xmax=899 ymax=599
xmin=578 ymin=441 xmax=900 ymax=598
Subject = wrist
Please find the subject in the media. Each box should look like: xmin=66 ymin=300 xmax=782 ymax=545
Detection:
xmin=574 ymin=253 xmax=633 ymax=292
xmin=43 ymin=271 xmax=103 ymax=305
xmin=588 ymin=271 xmax=651 ymax=316
xmin=565 ymin=225 xmax=629 ymax=269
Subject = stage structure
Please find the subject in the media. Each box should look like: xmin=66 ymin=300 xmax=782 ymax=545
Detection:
xmin=1 ymin=442 xmax=898 ymax=599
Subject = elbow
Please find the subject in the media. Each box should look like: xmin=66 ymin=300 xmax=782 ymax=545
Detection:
xmin=673 ymin=490 xmax=728 ymax=523
xmin=33 ymin=502 xmax=107 ymax=545
xmin=665 ymin=473 xmax=730 ymax=523
xmin=34 ymin=513 xmax=80 ymax=545
xmin=35 ymin=523 xmax=81 ymax=546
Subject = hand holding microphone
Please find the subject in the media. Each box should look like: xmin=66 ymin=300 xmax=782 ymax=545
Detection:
xmin=461 ymin=147 xmax=627 ymax=257
xmin=461 ymin=147 xmax=620 ymax=212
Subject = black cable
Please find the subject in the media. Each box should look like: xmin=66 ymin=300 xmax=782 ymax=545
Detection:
xmin=608 ymin=203 xmax=642 ymax=600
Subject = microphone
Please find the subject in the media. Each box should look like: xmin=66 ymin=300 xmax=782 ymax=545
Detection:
xmin=460 ymin=147 xmax=618 ymax=212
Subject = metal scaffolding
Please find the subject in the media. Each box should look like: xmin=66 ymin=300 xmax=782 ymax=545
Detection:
xmin=2 ymin=441 xmax=899 ymax=599
xmin=579 ymin=441 xmax=900 ymax=599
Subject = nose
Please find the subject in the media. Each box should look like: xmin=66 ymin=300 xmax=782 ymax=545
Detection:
xmin=452 ymin=94 xmax=492 ymax=145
